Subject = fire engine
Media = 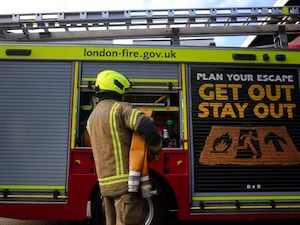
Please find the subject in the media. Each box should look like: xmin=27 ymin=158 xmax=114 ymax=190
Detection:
xmin=1 ymin=5 xmax=300 ymax=225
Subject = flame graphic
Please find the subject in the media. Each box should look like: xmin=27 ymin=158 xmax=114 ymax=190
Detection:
xmin=212 ymin=132 xmax=232 ymax=153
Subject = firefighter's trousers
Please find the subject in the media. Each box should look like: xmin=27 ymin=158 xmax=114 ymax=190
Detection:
xmin=103 ymin=192 xmax=147 ymax=225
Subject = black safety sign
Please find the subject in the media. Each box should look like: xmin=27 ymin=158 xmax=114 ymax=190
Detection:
xmin=189 ymin=65 xmax=300 ymax=166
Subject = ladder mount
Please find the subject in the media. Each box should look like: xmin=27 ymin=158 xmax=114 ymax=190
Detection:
xmin=0 ymin=6 xmax=299 ymax=45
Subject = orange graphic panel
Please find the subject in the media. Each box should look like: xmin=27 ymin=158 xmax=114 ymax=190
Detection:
xmin=199 ymin=126 xmax=300 ymax=165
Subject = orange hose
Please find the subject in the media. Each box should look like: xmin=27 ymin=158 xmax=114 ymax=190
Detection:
xmin=129 ymin=108 xmax=153 ymax=172
xmin=128 ymin=108 xmax=153 ymax=195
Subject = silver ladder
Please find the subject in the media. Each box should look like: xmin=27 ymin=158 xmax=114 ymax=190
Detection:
xmin=0 ymin=6 xmax=300 ymax=46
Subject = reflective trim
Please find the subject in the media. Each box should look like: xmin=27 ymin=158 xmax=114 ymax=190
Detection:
xmin=181 ymin=63 xmax=189 ymax=150
xmin=98 ymin=174 xmax=129 ymax=185
xmin=129 ymin=108 xmax=139 ymax=129
xmin=110 ymin=103 xmax=123 ymax=175
xmin=0 ymin=185 xmax=65 ymax=190
xmin=71 ymin=61 xmax=80 ymax=149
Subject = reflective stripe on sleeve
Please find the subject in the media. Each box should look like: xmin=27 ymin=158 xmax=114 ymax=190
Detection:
xmin=129 ymin=108 xmax=139 ymax=130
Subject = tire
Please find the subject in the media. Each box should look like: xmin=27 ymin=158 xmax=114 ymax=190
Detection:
xmin=144 ymin=177 xmax=170 ymax=225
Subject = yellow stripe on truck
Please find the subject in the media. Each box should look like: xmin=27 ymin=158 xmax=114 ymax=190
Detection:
xmin=1 ymin=45 xmax=299 ymax=64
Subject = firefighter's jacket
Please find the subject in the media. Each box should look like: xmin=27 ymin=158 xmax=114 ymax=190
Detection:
xmin=86 ymin=99 xmax=161 ymax=197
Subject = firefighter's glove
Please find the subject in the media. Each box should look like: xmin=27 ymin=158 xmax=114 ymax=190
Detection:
xmin=147 ymin=143 xmax=162 ymax=162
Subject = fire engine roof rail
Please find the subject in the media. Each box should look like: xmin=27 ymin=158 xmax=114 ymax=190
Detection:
xmin=0 ymin=6 xmax=300 ymax=42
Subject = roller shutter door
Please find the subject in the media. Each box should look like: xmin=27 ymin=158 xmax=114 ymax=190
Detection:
xmin=0 ymin=60 xmax=73 ymax=195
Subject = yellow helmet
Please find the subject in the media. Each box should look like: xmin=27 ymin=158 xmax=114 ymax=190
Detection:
xmin=95 ymin=70 xmax=131 ymax=94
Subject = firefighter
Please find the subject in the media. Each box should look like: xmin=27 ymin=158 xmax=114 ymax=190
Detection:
xmin=86 ymin=70 xmax=162 ymax=225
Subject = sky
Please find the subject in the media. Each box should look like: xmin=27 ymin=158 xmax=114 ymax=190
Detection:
xmin=0 ymin=0 xmax=285 ymax=47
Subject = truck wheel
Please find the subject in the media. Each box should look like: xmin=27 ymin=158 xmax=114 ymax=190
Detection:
xmin=145 ymin=178 xmax=170 ymax=225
